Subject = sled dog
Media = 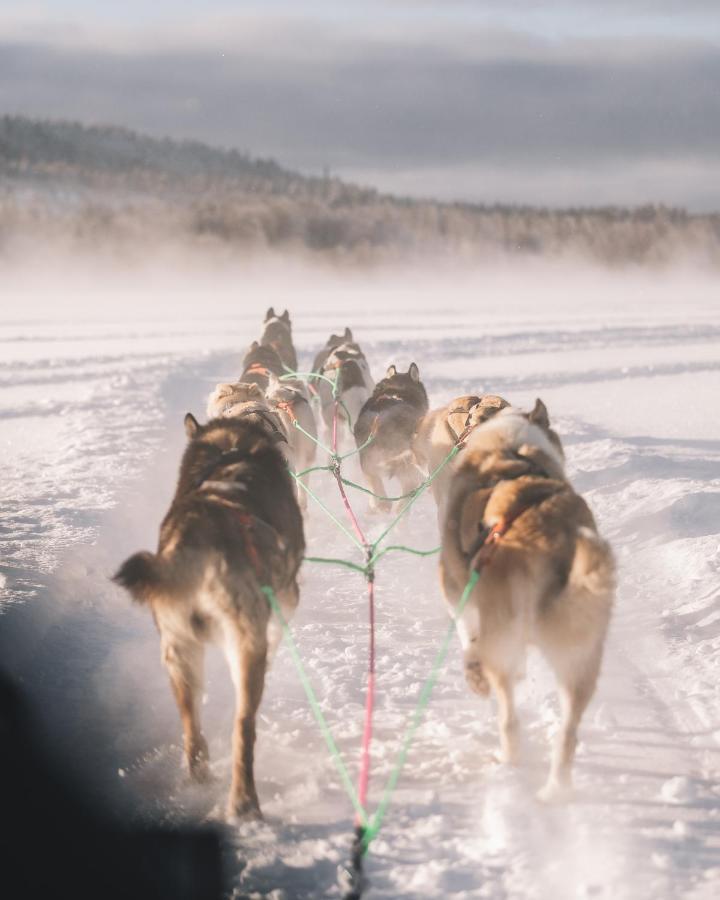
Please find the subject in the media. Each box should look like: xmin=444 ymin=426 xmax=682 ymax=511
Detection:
xmin=207 ymin=381 xmax=289 ymax=449
xmin=354 ymin=363 xmax=429 ymax=512
xmin=312 ymin=332 xmax=374 ymax=446
xmin=240 ymin=342 xmax=287 ymax=393
xmin=320 ymin=344 xmax=373 ymax=441
xmin=260 ymin=307 xmax=298 ymax=372
xmin=413 ymin=394 xmax=509 ymax=519
xmin=114 ymin=416 xmax=304 ymax=819
xmin=265 ymin=374 xmax=318 ymax=511
xmin=439 ymin=400 xmax=614 ymax=800
xmin=311 ymin=327 xmax=354 ymax=377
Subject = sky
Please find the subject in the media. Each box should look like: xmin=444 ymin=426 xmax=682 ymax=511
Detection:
xmin=1 ymin=2 xmax=719 ymax=210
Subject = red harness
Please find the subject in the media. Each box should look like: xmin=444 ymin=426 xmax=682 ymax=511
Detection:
xmin=244 ymin=363 xmax=273 ymax=377
xmin=274 ymin=399 xmax=297 ymax=424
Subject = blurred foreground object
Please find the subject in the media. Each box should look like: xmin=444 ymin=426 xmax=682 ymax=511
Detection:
xmin=0 ymin=670 xmax=223 ymax=900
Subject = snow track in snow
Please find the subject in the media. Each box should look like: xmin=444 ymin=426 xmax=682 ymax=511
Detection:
xmin=1 ymin=272 xmax=719 ymax=898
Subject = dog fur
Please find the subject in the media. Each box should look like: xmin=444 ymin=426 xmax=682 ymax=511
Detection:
xmin=265 ymin=374 xmax=318 ymax=511
xmin=353 ymin=363 xmax=429 ymax=512
xmin=413 ymin=394 xmax=509 ymax=519
xmin=206 ymin=381 xmax=289 ymax=450
xmin=260 ymin=307 xmax=298 ymax=372
xmin=312 ymin=334 xmax=374 ymax=447
xmin=439 ymin=400 xmax=614 ymax=800
xmin=240 ymin=342 xmax=287 ymax=393
xmin=113 ymin=417 xmax=304 ymax=819
xmin=311 ymin=327 xmax=354 ymax=376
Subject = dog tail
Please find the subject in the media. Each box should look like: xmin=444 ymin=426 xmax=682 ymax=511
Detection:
xmin=564 ymin=526 xmax=615 ymax=624
xmin=385 ymin=449 xmax=418 ymax=479
xmin=441 ymin=470 xmax=478 ymax=576
xmin=113 ymin=551 xmax=173 ymax=604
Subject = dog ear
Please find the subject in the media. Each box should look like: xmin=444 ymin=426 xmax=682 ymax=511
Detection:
xmin=386 ymin=364 xmax=397 ymax=378
xmin=249 ymin=382 xmax=265 ymax=398
xmin=529 ymin=398 xmax=550 ymax=428
xmin=281 ymin=309 xmax=290 ymax=323
xmin=265 ymin=307 xmax=275 ymax=321
xmin=408 ymin=362 xmax=420 ymax=382
xmin=184 ymin=412 xmax=200 ymax=439
xmin=344 ymin=327 xmax=353 ymax=340
xmin=250 ymin=340 xmax=259 ymax=351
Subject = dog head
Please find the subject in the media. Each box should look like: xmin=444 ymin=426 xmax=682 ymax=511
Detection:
xmin=463 ymin=394 xmax=510 ymax=431
xmin=206 ymin=381 xmax=264 ymax=419
xmin=384 ymin=362 xmax=420 ymax=384
xmin=264 ymin=307 xmax=291 ymax=328
xmin=376 ymin=363 xmax=428 ymax=410
xmin=325 ymin=327 xmax=353 ymax=348
xmin=242 ymin=341 xmax=284 ymax=373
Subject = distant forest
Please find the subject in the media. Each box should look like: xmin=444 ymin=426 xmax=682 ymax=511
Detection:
xmin=2 ymin=115 xmax=719 ymax=266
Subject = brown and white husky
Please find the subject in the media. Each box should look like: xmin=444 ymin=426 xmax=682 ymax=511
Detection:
xmin=114 ymin=416 xmax=304 ymax=819
xmin=439 ymin=400 xmax=614 ymax=800
xmin=206 ymin=380 xmax=315 ymax=511
xmin=413 ymin=393 xmax=509 ymax=519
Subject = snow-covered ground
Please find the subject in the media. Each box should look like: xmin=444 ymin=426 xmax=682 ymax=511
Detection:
xmin=1 ymin=262 xmax=719 ymax=898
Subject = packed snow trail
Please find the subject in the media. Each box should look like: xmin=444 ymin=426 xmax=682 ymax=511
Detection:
xmin=1 ymin=269 xmax=719 ymax=898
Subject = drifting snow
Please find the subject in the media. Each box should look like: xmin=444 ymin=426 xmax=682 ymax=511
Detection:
xmin=1 ymin=263 xmax=719 ymax=898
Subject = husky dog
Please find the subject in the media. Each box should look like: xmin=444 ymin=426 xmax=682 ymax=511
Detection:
xmin=260 ymin=307 xmax=298 ymax=372
xmin=206 ymin=382 xmax=289 ymax=451
xmin=114 ymin=416 xmax=304 ymax=819
xmin=354 ymin=364 xmax=429 ymax=512
xmin=240 ymin=342 xmax=286 ymax=393
xmin=311 ymin=327 xmax=354 ymax=377
xmin=439 ymin=400 xmax=614 ymax=800
xmin=414 ymin=394 xmax=509 ymax=519
xmin=321 ymin=346 xmax=373 ymax=441
xmin=265 ymin=374 xmax=318 ymax=511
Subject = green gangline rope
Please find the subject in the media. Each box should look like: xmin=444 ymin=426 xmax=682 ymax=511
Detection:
xmin=263 ymin=362 xmax=476 ymax=856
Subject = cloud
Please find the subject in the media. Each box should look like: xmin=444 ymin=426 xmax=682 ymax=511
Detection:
xmin=0 ymin=19 xmax=718 ymax=209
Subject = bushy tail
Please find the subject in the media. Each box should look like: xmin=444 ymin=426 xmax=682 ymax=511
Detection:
xmin=385 ymin=449 xmax=418 ymax=478
xmin=113 ymin=551 xmax=171 ymax=604
xmin=561 ymin=527 xmax=616 ymax=630
xmin=441 ymin=470 xmax=482 ymax=582
xmin=571 ymin=527 xmax=615 ymax=597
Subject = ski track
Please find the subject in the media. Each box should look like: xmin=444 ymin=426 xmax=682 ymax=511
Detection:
xmin=1 ymin=298 xmax=719 ymax=899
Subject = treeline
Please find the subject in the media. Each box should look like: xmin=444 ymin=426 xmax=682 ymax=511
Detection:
xmin=1 ymin=115 xmax=719 ymax=266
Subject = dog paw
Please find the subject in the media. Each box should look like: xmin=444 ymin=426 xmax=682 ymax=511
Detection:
xmin=537 ymin=779 xmax=573 ymax=804
xmin=187 ymin=737 xmax=213 ymax=783
xmin=226 ymin=797 xmax=263 ymax=823
xmin=189 ymin=761 xmax=215 ymax=785
xmin=464 ymin=659 xmax=490 ymax=695
xmin=498 ymin=744 xmax=520 ymax=766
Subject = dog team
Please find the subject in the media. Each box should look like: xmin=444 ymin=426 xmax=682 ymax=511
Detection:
xmin=114 ymin=307 xmax=615 ymax=819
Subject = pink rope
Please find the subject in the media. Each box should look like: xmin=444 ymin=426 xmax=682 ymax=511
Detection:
xmin=331 ymin=398 xmax=376 ymax=823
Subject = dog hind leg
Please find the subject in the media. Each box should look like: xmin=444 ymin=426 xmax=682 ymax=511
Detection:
xmin=538 ymin=642 xmax=603 ymax=801
xmin=265 ymin=581 xmax=299 ymax=667
xmin=486 ymin=668 xmax=520 ymax=764
xmin=161 ymin=634 xmax=210 ymax=783
xmin=224 ymin=624 xmax=268 ymax=819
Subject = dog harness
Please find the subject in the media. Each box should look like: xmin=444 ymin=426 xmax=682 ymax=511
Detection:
xmin=222 ymin=403 xmax=288 ymax=444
